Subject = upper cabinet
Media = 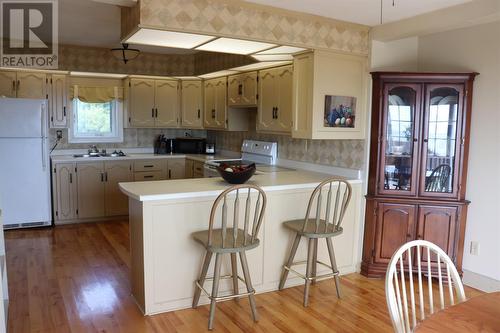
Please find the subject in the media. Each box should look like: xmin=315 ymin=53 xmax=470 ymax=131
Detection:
xmin=125 ymin=77 xmax=180 ymax=128
xmin=292 ymin=50 xmax=368 ymax=140
xmin=228 ymin=72 xmax=257 ymax=107
xmin=0 ymin=70 xmax=46 ymax=99
xmin=49 ymin=74 xmax=68 ymax=128
xmin=181 ymin=80 xmax=203 ymax=129
xmin=257 ymin=65 xmax=293 ymax=134
xmin=204 ymin=77 xmax=227 ymax=129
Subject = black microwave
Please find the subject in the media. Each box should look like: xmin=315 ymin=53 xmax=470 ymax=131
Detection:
xmin=174 ymin=138 xmax=206 ymax=154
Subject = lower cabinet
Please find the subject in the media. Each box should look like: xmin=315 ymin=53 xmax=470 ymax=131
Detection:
xmin=185 ymin=159 xmax=194 ymax=178
xmin=361 ymin=199 xmax=465 ymax=277
xmin=53 ymin=163 xmax=77 ymax=221
xmin=77 ymin=162 xmax=106 ymax=219
xmin=167 ymin=159 xmax=185 ymax=179
xmin=105 ymin=161 xmax=133 ymax=216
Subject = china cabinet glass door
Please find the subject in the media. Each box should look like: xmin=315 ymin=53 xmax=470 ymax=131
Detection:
xmin=419 ymin=84 xmax=463 ymax=198
xmin=378 ymin=84 xmax=421 ymax=196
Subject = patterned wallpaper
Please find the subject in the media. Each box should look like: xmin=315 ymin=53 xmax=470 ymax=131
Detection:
xmin=195 ymin=52 xmax=255 ymax=74
xmin=207 ymin=113 xmax=365 ymax=170
xmin=133 ymin=0 xmax=370 ymax=55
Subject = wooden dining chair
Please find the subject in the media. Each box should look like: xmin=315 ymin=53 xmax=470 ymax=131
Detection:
xmin=278 ymin=178 xmax=352 ymax=307
xmin=385 ymin=240 xmax=466 ymax=333
xmin=191 ymin=184 xmax=267 ymax=330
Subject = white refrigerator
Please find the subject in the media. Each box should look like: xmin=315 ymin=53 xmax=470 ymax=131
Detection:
xmin=0 ymin=98 xmax=51 ymax=229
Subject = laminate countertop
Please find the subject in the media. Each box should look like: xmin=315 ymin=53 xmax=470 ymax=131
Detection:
xmin=50 ymin=153 xmax=238 ymax=164
xmin=119 ymin=170 xmax=361 ymax=202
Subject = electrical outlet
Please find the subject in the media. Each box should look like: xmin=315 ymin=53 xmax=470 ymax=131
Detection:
xmin=56 ymin=130 xmax=63 ymax=140
xmin=470 ymin=241 xmax=479 ymax=256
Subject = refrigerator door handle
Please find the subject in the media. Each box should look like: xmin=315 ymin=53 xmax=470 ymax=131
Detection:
xmin=41 ymin=139 xmax=47 ymax=171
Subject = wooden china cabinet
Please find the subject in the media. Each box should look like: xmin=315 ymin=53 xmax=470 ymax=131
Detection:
xmin=361 ymin=72 xmax=478 ymax=278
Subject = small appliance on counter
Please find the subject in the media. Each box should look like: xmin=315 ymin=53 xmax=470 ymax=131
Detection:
xmin=205 ymin=142 xmax=216 ymax=155
xmin=154 ymin=135 xmax=174 ymax=155
xmin=174 ymin=137 xmax=206 ymax=154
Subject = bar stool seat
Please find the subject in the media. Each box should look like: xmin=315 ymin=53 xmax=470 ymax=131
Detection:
xmin=283 ymin=219 xmax=343 ymax=238
xmin=192 ymin=228 xmax=260 ymax=253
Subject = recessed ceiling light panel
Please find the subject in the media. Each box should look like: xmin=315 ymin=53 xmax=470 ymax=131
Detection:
xmin=126 ymin=28 xmax=215 ymax=49
xmin=196 ymin=38 xmax=276 ymax=55
xmin=256 ymin=45 xmax=307 ymax=55
xmin=252 ymin=54 xmax=294 ymax=62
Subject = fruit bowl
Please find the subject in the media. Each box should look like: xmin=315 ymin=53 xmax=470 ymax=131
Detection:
xmin=217 ymin=163 xmax=256 ymax=184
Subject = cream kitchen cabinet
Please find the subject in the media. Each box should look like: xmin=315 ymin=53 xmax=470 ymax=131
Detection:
xmin=228 ymin=72 xmax=257 ymax=107
xmin=0 ymin=71 xmax=46 ymax=99
xmin=53 ymin=163 xmax=77 ymax=221
xmin=167 ymin=158 xmax=185 ymax=179
xmin=192 ymin=160 xmax=205 ymax=178
xmin=257 ymin=65 xmax=293 ymax=134
xmin=76 ymin=162 xmax=106 ymax=219
xmin=126 ymin=78 xmax=180 ymax=128
xmin=292 ymin=50 xmax=367 ymax=140
xmin=104 ymin=161 xmax=133 ymax=216
xmin=48 ymin=74 xmax=68 ymax=128
xmin=185 ymin=159 xmax=194 ymax=178
xmin=204 ymin=77 xmax=227 ymax=129
xmin=181 ymin=80 xmax=203 ymax=129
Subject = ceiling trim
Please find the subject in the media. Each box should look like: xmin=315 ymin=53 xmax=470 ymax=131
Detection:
xmin=92 ymin=0 xmax=137 ymax=7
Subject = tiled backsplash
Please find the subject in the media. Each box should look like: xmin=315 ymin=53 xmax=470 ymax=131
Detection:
xmin=50 ymin=128 xmax=207 ymax=150
xmin=208 ymin=113 xmax=365 ymax=170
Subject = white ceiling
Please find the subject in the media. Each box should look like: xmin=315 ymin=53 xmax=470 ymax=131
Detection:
xmin=244 ymin=0 xmax=472 ymax=26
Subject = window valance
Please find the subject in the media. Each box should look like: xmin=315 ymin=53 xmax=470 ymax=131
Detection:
xmin=70 ymin=85 xmax=124 ymax=103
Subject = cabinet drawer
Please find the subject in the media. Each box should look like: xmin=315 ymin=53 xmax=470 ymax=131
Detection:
xmin=133 ymin=160 xmax=163 ymax=172
xmin=193 ymin=161 xmax=204 ymax=174
xmin=193 ymin=171 xmax=205 ymax=178
xmin=134 ymin=171 xmax=163 ymax=181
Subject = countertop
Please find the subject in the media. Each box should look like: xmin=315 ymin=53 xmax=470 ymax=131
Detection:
xmin=119 ymin=170 xmax=362 ymax=202
xmin=50 ymin=153 xmax=239 ymax=164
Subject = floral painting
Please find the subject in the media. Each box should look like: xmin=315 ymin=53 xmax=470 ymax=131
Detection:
xmin=324 ymin=95 xmax=356 ymax=128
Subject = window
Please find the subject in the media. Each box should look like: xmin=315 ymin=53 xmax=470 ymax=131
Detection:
xmin=68 ymin=87 xmax=124 ymax=143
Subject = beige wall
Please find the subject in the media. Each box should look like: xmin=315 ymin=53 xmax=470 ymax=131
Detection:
xmin=418 ymin=21 xmax=500 ymax=282
xmin=370 ymin=37 xmax=419 ymax=71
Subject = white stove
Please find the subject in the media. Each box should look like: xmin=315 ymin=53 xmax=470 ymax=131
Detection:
xmin=204 ymin=140 xmax=285 ymax=177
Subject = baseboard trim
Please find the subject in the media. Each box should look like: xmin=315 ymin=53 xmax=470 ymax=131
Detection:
xmin=463 ymin=269 xmax=500 ymax=292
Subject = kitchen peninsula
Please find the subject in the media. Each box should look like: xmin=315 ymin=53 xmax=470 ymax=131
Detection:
xmin=119 ymin=171 xmax=363 ymax=315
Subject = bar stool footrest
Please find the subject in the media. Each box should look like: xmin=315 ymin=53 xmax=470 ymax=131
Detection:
xmin=196 ymin=274 xmax=255 ymax=302
xmin=284 ymin=260 xmax=339 ymax=281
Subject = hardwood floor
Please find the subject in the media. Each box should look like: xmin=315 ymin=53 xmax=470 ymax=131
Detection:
xmin=5 ymin=220 xmax=483 ymax=333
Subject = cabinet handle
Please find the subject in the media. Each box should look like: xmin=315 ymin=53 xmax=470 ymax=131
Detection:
xmin=69 ymin=173 xmax=73 ymax=183
xmin=144 ymin=165 xmax=154 ymax=168
xmin=155 ymin=108 xmax=158 ymax=118
xmin=17 ymin=80 xmax=20 ymax=91
xmin=144 ymin=175 xmax=154 ymax=179
xmin=152 ymin=108 xmax=155 ymax=118
xmin=105 ymin=172 xmax=108 ymax=182
xmin=238 ymin=83 xmax=243 ymax=95
xmin=275 ymin=107 xmax=279 ymax=119
xmin=212 ymin=109 xmax=215 ymax=119
xmin=168 ymin=169 xmax=172 ymax=179
xmin=197 ymin=109 xmax=200 ymax=119
xmin=423 ymin=139 xmax=428 ymax=143
xmin=63 ymin=106 xmax=66 ymax=117
xmin=12 ymin=80 xmax=15 ymax=91
xmin=100 ymin=173 xmax=104 ymax=182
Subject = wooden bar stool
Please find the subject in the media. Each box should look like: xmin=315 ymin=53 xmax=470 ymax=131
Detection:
xmin=278 ymin=178 xmax=352 ymax=306
xmin=192 ymin=184 xmax=267 ymax=330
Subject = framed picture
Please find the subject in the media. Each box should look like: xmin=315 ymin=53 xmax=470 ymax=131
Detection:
xmin=324 ymin=95 xmax=356 ymax=128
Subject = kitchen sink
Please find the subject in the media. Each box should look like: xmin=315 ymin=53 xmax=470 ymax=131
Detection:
xmin=73 ymin=152 xmax=127 ymax=158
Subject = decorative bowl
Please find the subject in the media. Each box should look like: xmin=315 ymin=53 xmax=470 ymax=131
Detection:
xmin=217 ymin=163 xmax=256 ymax=184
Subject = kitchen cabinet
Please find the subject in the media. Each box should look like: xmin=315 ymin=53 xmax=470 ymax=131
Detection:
xmin=192 ymin=160 xmax=205 ymax=178
xmin=292 ymin=50 xmax=367 ymax=139
xmin=167 ymin=159 xmax=185 ymax=179
xmin=257 ymin=66 xmax=293 ymax=134
xmin=185 ymin=159 xmax=194 ymax=178
xmin=105 ymin=161 xmax=133 ymax=216
xmin=126 ymin=78 xmax=179 ymax=128
xmin=204 ymin=77 xmax=227 ymax=129
xmin=228 ymin=72 xmax=257 ymax=107
xmin=53 ymin=163 xmax=77 ymax=221
xmin=0 ymin=71 xmax=46 ymax=99
xmin=361 ymin=72 xmax=477 ymax=278
xmin=181 ymin=80 xmax=203 ymax=129
xmin=49 ymin=74 xmax=68 ymax=128
xmin=76 ymin=162 xmax=106 ymax=219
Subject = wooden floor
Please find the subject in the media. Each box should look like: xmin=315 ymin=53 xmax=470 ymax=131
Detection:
xmin=5 ymin=220 xmax=482 ymax=333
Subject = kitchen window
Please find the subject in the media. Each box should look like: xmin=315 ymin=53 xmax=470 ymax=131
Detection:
xmin=68 ymin=85 xmax=124 ymax=143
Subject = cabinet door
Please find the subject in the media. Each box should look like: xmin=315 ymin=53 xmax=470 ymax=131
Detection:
xmin=167 ymin=159 xmax=185 ymax=179
xmin=129 ymin=79 xmax=155 ymax=127
xmin=16 ymin=72 xmax=46 ymax=99
xmin=105 ymin=161 xmax=132 ymax=217
xmin=0 ymin=71 xmax=16 ymax=97
xmin=378 ymin=83 xmax=422 ymax=196
xmin=203 ymin=80 xmax=216 ymax=128
xmin=155 ymin=79 xmax=179 ymax=128
xmin=241 ymin=72 xmax=257 ymax=106
xmin=374 ymin=202 xmax=416 ymax=264
xmin=227 ymin=75 xmax=241 ymax=106
xmin=214 ymin=77 xmax=227 ymax=129
xmin=257 ymin=69 xmax=277 ymax=131
xmin=419 ymin=85 xmax=464 ymax=199
xmin=181 ymin=80 xmax=203 ymax=128
xmin=184 ymin=159 xmax=194 ymax=178
xmin=54 ymin=163 xmax=77 ymax=221
xmin=50 ymin=75 xmax=67 ymax=128
xmin=76 ymin=162 xmax=105 ymax=219
xmin=416 ymin=205 xmax=458 ymax=261
xmin=275 ymin=66 xmax=293 ymax=132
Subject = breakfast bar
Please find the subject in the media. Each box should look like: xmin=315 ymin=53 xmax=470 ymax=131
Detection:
xmin=119 ymin=171 xmax=363 ymax=315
